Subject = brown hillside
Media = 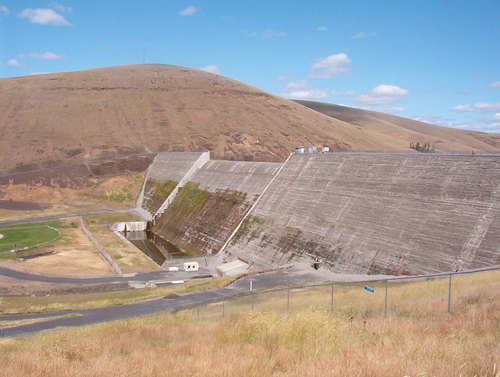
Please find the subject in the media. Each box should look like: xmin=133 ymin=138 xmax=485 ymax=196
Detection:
xmin=295 ymin=100 xmax=500 ymax=152
xmin=0 ymin=64 xmax=381 ymax=175
xmin=1 ymin=64 xmax=499 ymax=177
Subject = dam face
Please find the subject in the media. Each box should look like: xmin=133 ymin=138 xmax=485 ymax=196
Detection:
xmin=138 ymin=152 xmax=499 ymax=274
xmin=139 ymin=153 xmax=281 ymax=256
xmin=224 ymin=153 xmax=499 ymax=274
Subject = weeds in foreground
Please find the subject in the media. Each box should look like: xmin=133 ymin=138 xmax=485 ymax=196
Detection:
xmin=0 ymin=300 xmax=498 ymax=377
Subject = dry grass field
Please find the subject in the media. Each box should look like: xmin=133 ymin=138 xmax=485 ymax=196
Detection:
xmin=0 ymin=218 xmax=114 ymax=278
xmin=0 ymin=174 xmax=145 ymax=222
xmin=0 ymin=270 xmax=498 ymax=377
xmin=0 ymin=293 xmax=497 ymax=376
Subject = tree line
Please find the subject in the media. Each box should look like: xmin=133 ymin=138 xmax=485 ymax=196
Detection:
xmin=410 ymin=141 xmax=435 ymax=153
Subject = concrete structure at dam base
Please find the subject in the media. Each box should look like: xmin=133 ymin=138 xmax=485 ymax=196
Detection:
xmin=132 ymin=151 xmax=500 ymax=276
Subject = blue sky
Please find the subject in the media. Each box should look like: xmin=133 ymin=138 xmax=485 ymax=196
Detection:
xmin=1 ymin=0 xmax=499 ymax=133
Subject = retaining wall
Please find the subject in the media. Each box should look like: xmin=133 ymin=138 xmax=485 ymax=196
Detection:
xmin=223 ymin=153 xmax=500 ymax=274
xmin=111 ymin=222 xmax=148 ymax=232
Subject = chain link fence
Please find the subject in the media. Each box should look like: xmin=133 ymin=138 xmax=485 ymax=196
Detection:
xmin=175 ymin=267 xmax=500 ymax=322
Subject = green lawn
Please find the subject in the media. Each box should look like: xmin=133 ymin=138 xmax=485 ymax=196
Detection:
xmin=0 ymin=221 xmax=62 ymax=255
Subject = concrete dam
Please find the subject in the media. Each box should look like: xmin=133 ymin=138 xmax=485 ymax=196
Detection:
xmin=136 ymin=152 xmax=500 ymax=274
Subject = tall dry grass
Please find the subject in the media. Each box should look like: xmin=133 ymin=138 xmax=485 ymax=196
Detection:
xmin=0 ymin=273 xmax=498 ymax=377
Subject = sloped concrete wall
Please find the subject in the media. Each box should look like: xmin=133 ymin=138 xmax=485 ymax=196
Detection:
xmin=152 ymin=160 xmax=282 ymax=255
xmin=190 ymin=160 xmax=282 ymax=196
xmin=147 ymin=152 xmax=206 ymax=181
xmin=137 ymin=152 xmax=206 ymax=218
xmin=223 ymin=153 xmax=500 ymax=274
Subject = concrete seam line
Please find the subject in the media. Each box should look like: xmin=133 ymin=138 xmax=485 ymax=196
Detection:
xmin=79 ymin=217 xmax=123 ymax=277
xmin=217 ymin=153 xmax=293 ymax=256
xmin=153 ymin=151 xmax=210 ymax=221
xmin=135 ymin=153 xmax=157 ymax=208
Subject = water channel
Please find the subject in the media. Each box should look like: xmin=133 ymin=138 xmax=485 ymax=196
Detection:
xmin=121 ymin=230 xmax=194 ymax=266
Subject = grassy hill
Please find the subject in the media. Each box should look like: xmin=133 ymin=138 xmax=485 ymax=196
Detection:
xmin=296 ymin=100 xmax=500 ymax=153
xmin=1 ymin=64 xmax=499 ymax=179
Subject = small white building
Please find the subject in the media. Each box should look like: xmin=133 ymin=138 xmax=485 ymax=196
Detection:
xmin=183 ymin=261 xmax=199 ymax=272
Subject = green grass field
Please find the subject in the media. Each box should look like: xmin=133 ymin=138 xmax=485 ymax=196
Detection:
xmin=0 ymin=221 xmax=62 ymax=256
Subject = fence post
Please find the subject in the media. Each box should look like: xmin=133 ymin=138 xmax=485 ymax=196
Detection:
xmin=448 ymin=274 xmax=452 ymax=314
xmin=330 ymin=284 xmax=334 ymax=312
xmin=251 ymin=293 xmax=254 ymax=311
xmin=384 ymin=280 xmax=388 ymax=317
xmin=287 ymin=289 xmax=290 ymax=314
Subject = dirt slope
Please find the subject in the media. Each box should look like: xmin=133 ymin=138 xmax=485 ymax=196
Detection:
xmin=295 ymin=100 xmax=500 ymax=152
xmin=0 ymin=64 xmax=379 ymax=175
xmin=1 ymin=64 xmax=498 ymax=177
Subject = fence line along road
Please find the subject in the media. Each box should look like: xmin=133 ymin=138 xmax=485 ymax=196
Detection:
xmin=177 ymin=265 xmax=500 ymax=321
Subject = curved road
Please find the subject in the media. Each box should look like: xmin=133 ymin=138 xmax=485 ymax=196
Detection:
xmin=0 ymin=268 xmax=328 ymax=338
xmin=0 ymin=265 xmax=184 ymax=284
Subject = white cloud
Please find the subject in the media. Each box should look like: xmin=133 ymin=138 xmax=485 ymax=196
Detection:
xmin=414 ymin=114 xmax=500 ymax=133
xmin=281 ymin=80 xmax=329 ymax=100
xmin=480 ymin=113 xmax=500 ymax=131
xmin=488 ymin=81 xmax=500 ymax=88
xmin=284 ymin=89 xmax=329 ymax=100
xmin=29 ymin=52 xmax=66 ymax=59
xmin=243 ymin=31 xmax=257 ymax=38
xmin=486 ymin=113 xmax=500 ymax=121
xmin=452 ymin=103 xmax=500 ymax=113
xmin=0 ymin=5 xmax=9 ymax=15
xmin=262 ymin=29 xmax=286 ymax=39
xmin=199 ymin=65 xmax=220 ymax=74
xmin=316 ymin=26 xmax=328 ymax=31
xmin=451 ymin=104 xmax=474 ymax=112
xmin=375 ymin=106 xmax=405 ymax=114
xmin=179 ymin=5 xmax=198 ymax=16
xmin=19 ymin=8 xmax=71 ymax=26
xmin=474 ymin=103 xmax=500 ymax=112
xmin=6 ymin=58 xmax=22 ymax=67
xmin=50 ymin=2 xmax=72 ymax=13
xmin=309 ymin=53 xmax=351 ymax=79
xmin=350 ymin=32 xmax=377 ymax=40
xmin=354 ymin=84 xmax=409 ymax=105
xmin=28 ymin=72 xmax=50 ymax=75
xmin=275 ymin=74 xmax=294 ymax=81
xmin=244 ymin=29 xmax=286 ymax=39
xmin=283 ymin=81 xmax=309 ymax=91
xmin=332 ymin=90 xmax=356 ymax=97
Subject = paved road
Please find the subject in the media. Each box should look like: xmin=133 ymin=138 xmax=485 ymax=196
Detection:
xmin=0 ymin=268 xmax=327 ymax=338
xmin=0 ymin=265 xmax=198 ymax=284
